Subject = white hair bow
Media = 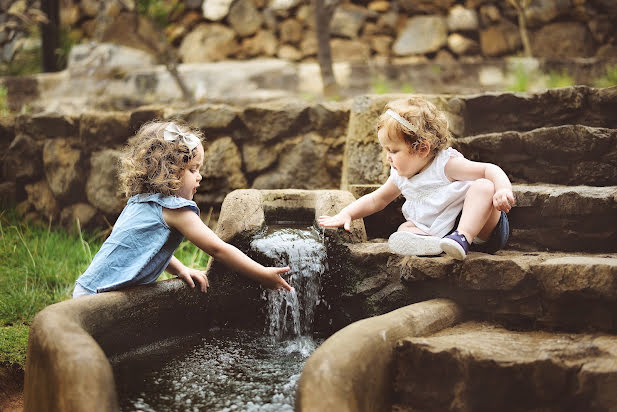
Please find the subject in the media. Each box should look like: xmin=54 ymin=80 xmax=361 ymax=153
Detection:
xmin=163 ymin=123 xmax=200 ymax=151
xmin=386 ymin=109 xmax=419 ymax=135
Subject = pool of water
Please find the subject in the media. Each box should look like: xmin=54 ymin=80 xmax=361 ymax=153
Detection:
xmin=113 ymin=328 xmax=321 ymax=412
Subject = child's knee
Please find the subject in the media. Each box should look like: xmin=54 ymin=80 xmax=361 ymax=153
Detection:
xmin=468 ymin=178 xmax=495 ymax=198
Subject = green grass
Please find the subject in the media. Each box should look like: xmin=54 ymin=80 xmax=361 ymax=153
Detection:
xmin=594 ymin=65 xmax=617 ymax=88
xmin=0 ymin=324 xmax=29 ymax=366
xmin=137 ymin=0 xmax=185 ymax=29
xmin=547 ymin=70 xmax=575 ymax=89
xmin=508 ymin=63 xmax=529 ymax=92
xmin=0 ymin=86 xmax=8 ymax=116
xmin=0 ymin=210 xmax=209 ymax=368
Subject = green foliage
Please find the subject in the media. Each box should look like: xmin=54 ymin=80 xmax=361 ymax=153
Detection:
xmin=508 ymin=63 xmax=529 ymax=92
xmin=0 ymin=86 xmax=8 ymax=116
xmin=0 ymin=40 xmax=42 ymax=77
xmin=594 ymin=65 xmax=617 ymax=88
xmin=372 ymin=77 xmax=391 ymax=94
xmin=547 ymin=70 xmax=575 ymax=89
xmin=137 ymin=0 xmax=185 ymax=28
xmin=401 ymin=83 xmax=415 ymax=94
xmin=0 ymin=324 xmax=29 ymax=366
xmin=56 ymin=28 xmax=82 ymax=71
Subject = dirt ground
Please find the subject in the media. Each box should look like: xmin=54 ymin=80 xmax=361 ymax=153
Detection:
xmin=0 ymin=365 xmax=24 ymax=412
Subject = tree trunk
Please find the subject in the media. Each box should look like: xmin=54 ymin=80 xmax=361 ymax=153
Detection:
xmin=40 ymin=0 xmax=60 ymax=72
xmin=314 ymin=0 xmax=340 ymax=97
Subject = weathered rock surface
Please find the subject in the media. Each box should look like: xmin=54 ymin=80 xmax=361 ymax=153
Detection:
xmin=393 ymin=322 xmax=617 ymax=411
xmin=85 ymin=149 xmax=124 ymax=216
xmin=340 ymin=245 xmax=617 ymax=331
xmin=455 ymin=125 xmax=617 ymax=186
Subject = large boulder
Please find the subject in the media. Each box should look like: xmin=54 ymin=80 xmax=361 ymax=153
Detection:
xmin=198 ymin=136 xmax=247 ymax=205
xmin=393 ymin=16 xmax=448 ymax=56
xmin=179 ymin=23 xmax=238 ymax=62
xmin=86 ymin=149 xmax=125 ymax=216
xmin=43 ymin=138 xmax=86 ymax=203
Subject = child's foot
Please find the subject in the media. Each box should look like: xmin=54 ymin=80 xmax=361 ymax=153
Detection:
xmin=388 ymin=231 xmax=442 ymax=256
xmin=439 ymin=231 xmax=470 ymax=260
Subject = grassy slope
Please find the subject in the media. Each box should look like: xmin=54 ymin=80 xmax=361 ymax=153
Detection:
xmin=0 ymin=210 xmax=209 ymax=369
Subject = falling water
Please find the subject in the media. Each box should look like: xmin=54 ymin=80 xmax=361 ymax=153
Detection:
xmin=250 ymin=226 xmax=327 ymax=356
xmin=114 ymin=225 xmax=328 ymax=411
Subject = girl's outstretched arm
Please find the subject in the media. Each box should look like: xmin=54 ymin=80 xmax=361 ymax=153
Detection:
xmin=318 ymin=180 xmax=401 ymax=231
xmin=163 ymin=208 xmax=292 ymax=291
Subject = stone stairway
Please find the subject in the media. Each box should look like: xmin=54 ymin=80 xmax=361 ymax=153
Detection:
xmin=331 ymin=86 xmax=617 ymax=411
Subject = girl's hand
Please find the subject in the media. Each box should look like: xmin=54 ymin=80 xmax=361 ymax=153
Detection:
xmin=261 ymin=267 xmax=292 ymax=291
xmin=177 ymin=267 xmax=209 ymax=293
xmin=318 ymin=213 xmax=352 ymax=231
xmin=493 ymin=188 xmax=515 ymax=213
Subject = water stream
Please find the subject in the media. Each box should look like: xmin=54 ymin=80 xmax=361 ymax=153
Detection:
xmin=113 ymin=226 xmax=326 ymax=411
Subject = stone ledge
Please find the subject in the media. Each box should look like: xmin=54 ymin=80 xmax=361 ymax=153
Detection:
xmin=455 ymin=125 xmax=617 ymax=186
xmin=341 ymin=245 xmax=617 ymax=331
xmin=393 ymin=321 xmax=617 ymax=411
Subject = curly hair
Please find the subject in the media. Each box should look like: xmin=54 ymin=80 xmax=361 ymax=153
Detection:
xmin=377 ymin=97 xmax=451 ymax=156
xmin=119 ymin=121 xmax=204 ymax=198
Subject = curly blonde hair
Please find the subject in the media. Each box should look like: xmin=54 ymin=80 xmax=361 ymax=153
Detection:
xmin=119 ymin=121 xmax=204 ymax=198
xmin=377 ymin=97 xmax=450 ymax=156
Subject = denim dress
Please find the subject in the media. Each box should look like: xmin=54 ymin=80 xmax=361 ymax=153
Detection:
xmin=75 ymin=193 xmax=200 ymax=294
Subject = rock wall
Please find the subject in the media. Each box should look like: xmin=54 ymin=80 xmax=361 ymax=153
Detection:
xmin=13 ymin=0 xmax=617 ymax=67
xmin=0 ymin=100 xmax=348 ymax=229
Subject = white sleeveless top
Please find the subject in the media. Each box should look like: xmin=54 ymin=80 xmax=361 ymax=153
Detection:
xmin=389 ymin=147 xmax=472 ymax=237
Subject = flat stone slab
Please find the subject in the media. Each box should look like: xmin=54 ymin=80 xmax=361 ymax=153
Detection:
xmin=393 ymin=321 xmax=617 ymax=411
xmin=340 ymin=245 xmax=617 ymax=331
xmin=455 ymin=125 xmax=617 ymax=186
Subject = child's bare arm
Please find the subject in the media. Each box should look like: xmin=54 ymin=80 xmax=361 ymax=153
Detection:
xmin=163 ymin=209 xmax=292 ymax=291
xmin=318 ymin=180 xmax=401 ymax=231
xmin=445 ymin=157 xmax=515 ymax=212
xmin=165 ymin=256 xmax=209 ymax=292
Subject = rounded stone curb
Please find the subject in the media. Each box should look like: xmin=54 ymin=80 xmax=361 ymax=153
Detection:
xmin=296 ymin=298 xmax=463 ymax=412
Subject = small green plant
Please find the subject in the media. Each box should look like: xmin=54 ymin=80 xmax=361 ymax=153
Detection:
xmin=401 ymin=83 xmax=415 ymax=94
xmin=547 ymin=70 xmax=575 ymax=89
xmin=372 ymin=77 xmax=391 ymax=94
xmin=0 ymin=86 xmax=9 ymax=116
xmin=594 ymin=65 xmax=617 ymax=88
xmin=508 ymin=63 xmax=529 ymax=92
xmin=55 ymin=27 xmax=82 ymax=71
xmin=137 ymin=0 xmax=184 ymax=28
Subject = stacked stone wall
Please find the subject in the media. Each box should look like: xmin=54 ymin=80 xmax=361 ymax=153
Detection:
xmin=4 ymin=0 xmax=616 ymax=70
xmin=0 ymin=100 xmax=349 ymax=229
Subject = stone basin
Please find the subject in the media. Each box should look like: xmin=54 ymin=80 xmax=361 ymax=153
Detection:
xmin=23 ymin=189 xmax=363 ymax=411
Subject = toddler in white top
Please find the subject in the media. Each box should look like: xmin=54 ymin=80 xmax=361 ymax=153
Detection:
xmin=319 ymin=97 xmax=515 ymax=260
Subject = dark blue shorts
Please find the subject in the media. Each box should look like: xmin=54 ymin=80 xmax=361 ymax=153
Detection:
xmin=449 ymin=211 xmax=510 ymax=254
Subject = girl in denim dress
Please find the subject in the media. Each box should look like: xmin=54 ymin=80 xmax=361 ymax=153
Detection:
xmin=73 ymin=121 xmax=291 ymax=298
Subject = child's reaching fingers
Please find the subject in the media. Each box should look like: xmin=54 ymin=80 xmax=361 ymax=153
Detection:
xmin=191 ymin=271 xmax=209 ymax=293
xmin=179 ymin=272 xmax=196 ymax=289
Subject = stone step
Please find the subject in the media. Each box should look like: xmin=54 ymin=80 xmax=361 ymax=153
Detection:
xmin=392 ymin=321 xmax=617 ymax=412
xmin=459 ymin=85 xmax=617 ymax=136
xmin=349 ymin=183 xmax=617 ymax=253
xmin=454 ymin=124 xmax=617 ymax=186
xmin=336 ymin=244 xmax=617 ymax=332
